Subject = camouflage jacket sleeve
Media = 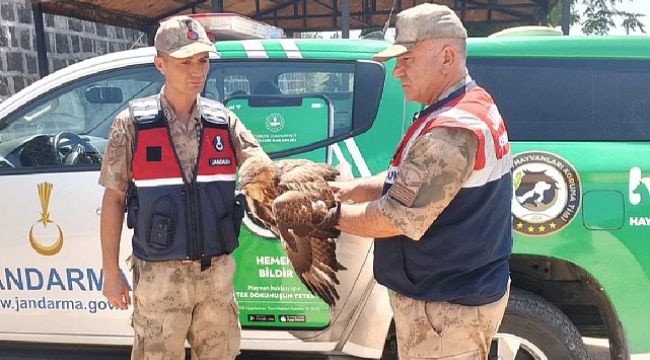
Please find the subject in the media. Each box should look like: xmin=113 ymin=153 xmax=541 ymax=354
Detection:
xmin=98 ymin=109 xmax=135 ymax=193
xmin=228 ymin=109 xmax=270 ymax=167
xmin=376 ymin=127 xmax=478 ymax=240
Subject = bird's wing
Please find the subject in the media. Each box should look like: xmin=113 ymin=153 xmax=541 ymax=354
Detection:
xmin=277 ymin=226 xmax=346 ymax=306
xmin=238 ymin=157 xmax=282 ymax=235
xmin=276 ymin=223 xmax=340 ymax=305
xmin=247 ymin=197 xmax=281 ymax=238
xmin=277 ymin=165 xmax=339 ymax=214
xmin=279 ymin=163 xmax=340 ymax=188
xmin=294 ymin=234 xmax=344 ymax=306
xmin=272 ymin=190 xmax=345 ymax=306
xmin=248 ymin=197 xmax=274 ymax=225
xmin=276 ymin=159 xmax=313 ymax=173
xmin=272 ymin=190 xmax=316 ymax=236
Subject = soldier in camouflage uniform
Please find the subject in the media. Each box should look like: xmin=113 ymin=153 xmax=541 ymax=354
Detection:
xmin=331 ymin=4 xmax=513 ymax=359
xmin=99 ymin=15 xmax=269 ymax=360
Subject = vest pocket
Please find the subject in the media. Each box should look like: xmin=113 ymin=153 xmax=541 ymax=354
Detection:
xmin=202 ymin=183 xmax=240 ymax=255
xmin=126 ymin=184 xmax=138 ymax=229
xmin=219 ymin=194 xmax=245 ymax=253
xmin=146 ymin=195 xmax=177 ymax=251
xmin=149 ymin=214 xmax=174 ymax=249
xmin=232 ymin=193 xmax=245 ymax=238
xmin=219 ymin=213 xmax=238 ymax=254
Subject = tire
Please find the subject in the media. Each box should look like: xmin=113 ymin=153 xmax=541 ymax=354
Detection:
xmin=381 ymin=289 xmax=589 ymax=360
xmin=491 ymin=288 xmax=590 ymax=360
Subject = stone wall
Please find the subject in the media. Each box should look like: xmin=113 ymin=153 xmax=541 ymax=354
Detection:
xmin=0 ymin=0 xmax=147 ymax=102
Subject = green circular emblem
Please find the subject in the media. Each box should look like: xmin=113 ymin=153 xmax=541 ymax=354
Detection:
xmin=512 ymin=151 xmax=581 ymax=236
xmin=265 ymin=113 xmax=285 ymax=133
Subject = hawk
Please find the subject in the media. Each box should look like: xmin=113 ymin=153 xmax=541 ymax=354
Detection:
xmin=238 ymin=157 xmax=346 ymax=306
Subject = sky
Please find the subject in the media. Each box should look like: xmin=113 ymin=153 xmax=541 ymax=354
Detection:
xmin=571 ymin=0 xmax=650 ymax=35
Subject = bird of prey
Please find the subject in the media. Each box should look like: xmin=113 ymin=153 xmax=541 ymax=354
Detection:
xmin=238 ymin=157 xmax=346 ymax=306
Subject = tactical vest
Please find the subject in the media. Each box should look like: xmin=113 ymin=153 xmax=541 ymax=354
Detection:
xmin=374 ymin=83 xmax=513 ymax=305
xmin=126 ymin=95 xmax=242 ymax=267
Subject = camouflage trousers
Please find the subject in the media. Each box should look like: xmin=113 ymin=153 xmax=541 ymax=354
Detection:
xmin=130 ymin=255 xmax=241 ymax=360
xmin=390 ymin=284 xmax=510 ymax=360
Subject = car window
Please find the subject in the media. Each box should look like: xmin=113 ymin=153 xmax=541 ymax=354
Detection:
xmin=225 ymin=75 xmax=251 ymax=97
xmin=278 ymin=71 xmax=353 ymax=94
xmin=469 ymin=58 xmax=650 ymax=141
xmin=0 ymin=65 xmax=162 ymax=172
xmin=207 ymin=61 xmax=355 ymax=137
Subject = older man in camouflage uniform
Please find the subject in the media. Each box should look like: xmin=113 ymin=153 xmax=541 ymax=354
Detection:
xmin=99 ymin=15 xmax=269 ymax=359
xmin=331 ymin=4 xmax=513 ymax=359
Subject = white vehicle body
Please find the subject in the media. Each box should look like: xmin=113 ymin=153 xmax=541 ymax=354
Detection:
xmin=0 ymin=45 xmax=393 ymax=358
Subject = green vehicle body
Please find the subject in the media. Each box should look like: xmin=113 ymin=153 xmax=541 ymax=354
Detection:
xmin=218 ymin=37 xmax=650 ymax=357
xmin=0 ymin=34 xmax=648 ymax=359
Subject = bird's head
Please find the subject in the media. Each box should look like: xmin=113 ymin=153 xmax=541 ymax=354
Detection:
xmin=238 ymin=157 xmax=280 ymax=192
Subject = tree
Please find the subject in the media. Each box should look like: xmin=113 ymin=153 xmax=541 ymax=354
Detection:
xmin=548 ymin=0 xmax=646 ymax=35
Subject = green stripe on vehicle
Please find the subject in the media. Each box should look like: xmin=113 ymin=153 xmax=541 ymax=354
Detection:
xmin=214 ymin=41 xmax=248 ymax=59
xmin=261 ymin=41 xmax=288 ymax=59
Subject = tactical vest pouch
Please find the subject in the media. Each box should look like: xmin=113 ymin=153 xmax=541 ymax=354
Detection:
xmin=126 ymin=184 xmax=138 ymax=229
xmin=219 ymin=214 xmax=237 ymax=254
xmin=145 ymin=195 xmax=178 ymax=251
xmin=217 ymin=196 xmax=245 ymax=254
xmin=233 ymin=193 xmax=246 ymax=238
xmin=149 ymin=214 xmax=174 ymax=249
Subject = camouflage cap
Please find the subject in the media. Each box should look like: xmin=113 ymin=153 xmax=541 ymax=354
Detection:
xmin=373 ymin=3 xmax=467 ymax=62
xmin=155 ymin=15 xmax=216 ymax=58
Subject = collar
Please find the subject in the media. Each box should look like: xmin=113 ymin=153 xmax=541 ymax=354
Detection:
xmin=415 ymin=75 xmax=475 ymax=120
xmin=159 ymin=88 xmax=201 ymax=126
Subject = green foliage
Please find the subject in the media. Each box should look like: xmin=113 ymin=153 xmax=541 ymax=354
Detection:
xmin=548 ymin=0 xmax=645 ymax=35
xmin=548 ymin=0 xmax=581 ymax=28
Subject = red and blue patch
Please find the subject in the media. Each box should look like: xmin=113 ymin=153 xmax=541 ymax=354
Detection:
xmin=187 ymin=30 xmax=199 ymax=40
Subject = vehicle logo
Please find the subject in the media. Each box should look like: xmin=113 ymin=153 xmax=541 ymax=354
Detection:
xmin=265 ymin=113 xmax=285 ymax=133
xmin=28 ymin=182 xmax=64 ymax=255
xmin=512 ymin=151 xmax=581 ymax=236
xmin=629 ymin=167 xmax=650 ymax=205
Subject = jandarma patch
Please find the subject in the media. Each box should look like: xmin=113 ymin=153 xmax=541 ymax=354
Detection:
xmin=209 ymin=158 xmax=232 ymax=166
xmin=512 ymin=151 xmax=581 ymax=236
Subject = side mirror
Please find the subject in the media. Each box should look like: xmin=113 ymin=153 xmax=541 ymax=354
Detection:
xmin=350 ymin=60 xmax=385 ymax=136
xmin=264 ymin=60 xmax=385 ymax=159
xmin=85 ymin=86 xmax=123 ymax=104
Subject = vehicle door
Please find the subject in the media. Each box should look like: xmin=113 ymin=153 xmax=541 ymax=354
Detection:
xmin=470 ymin=56 xmax=650 ymax=355
xmin=204 ymin=54 xmax=386 ymax=335
xmin=0 ymin=65 xmax=162 ymax=341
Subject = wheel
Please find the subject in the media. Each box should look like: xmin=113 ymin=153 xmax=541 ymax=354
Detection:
xmin=490 ymin=288 xmax=589 ymax=360
xmin=380 ymin=289 xmax=589 ymax=360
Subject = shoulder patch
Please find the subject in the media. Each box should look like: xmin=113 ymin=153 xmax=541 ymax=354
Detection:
xmin=199 ymin=97 xmax=228 ymax=124
xmin=129 ymin=95 xmax=161 ymax=124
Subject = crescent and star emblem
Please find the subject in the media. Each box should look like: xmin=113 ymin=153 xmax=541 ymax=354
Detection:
xmin=28 ymin=182 xmax=64 ymax=256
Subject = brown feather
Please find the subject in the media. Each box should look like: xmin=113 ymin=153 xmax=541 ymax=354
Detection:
xmin=238 ymin=157 xmax=345 ymax=306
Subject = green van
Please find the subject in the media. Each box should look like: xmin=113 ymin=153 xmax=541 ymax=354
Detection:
xmin=468 ymin=35 xmax=650 ymax=360
xmin=0 ymin=34 xmax=648 ymax=360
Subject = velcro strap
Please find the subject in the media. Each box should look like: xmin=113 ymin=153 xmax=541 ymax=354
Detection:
xmin=129 ymin=95 xmax=161 ymax=124
xmin=199 ymin=97 xmax=228 ymax=125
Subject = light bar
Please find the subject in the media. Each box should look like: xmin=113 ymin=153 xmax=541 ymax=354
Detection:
xmin=190 ymin=13 xmax=285 ymax=41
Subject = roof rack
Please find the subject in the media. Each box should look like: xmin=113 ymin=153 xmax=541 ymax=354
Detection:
xmin=189 ymin=13 xmax=285 ymax=41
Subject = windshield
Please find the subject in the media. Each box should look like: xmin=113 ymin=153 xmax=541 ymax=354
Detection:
xmin=0 ymin=65 xmax=163 ymax=143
